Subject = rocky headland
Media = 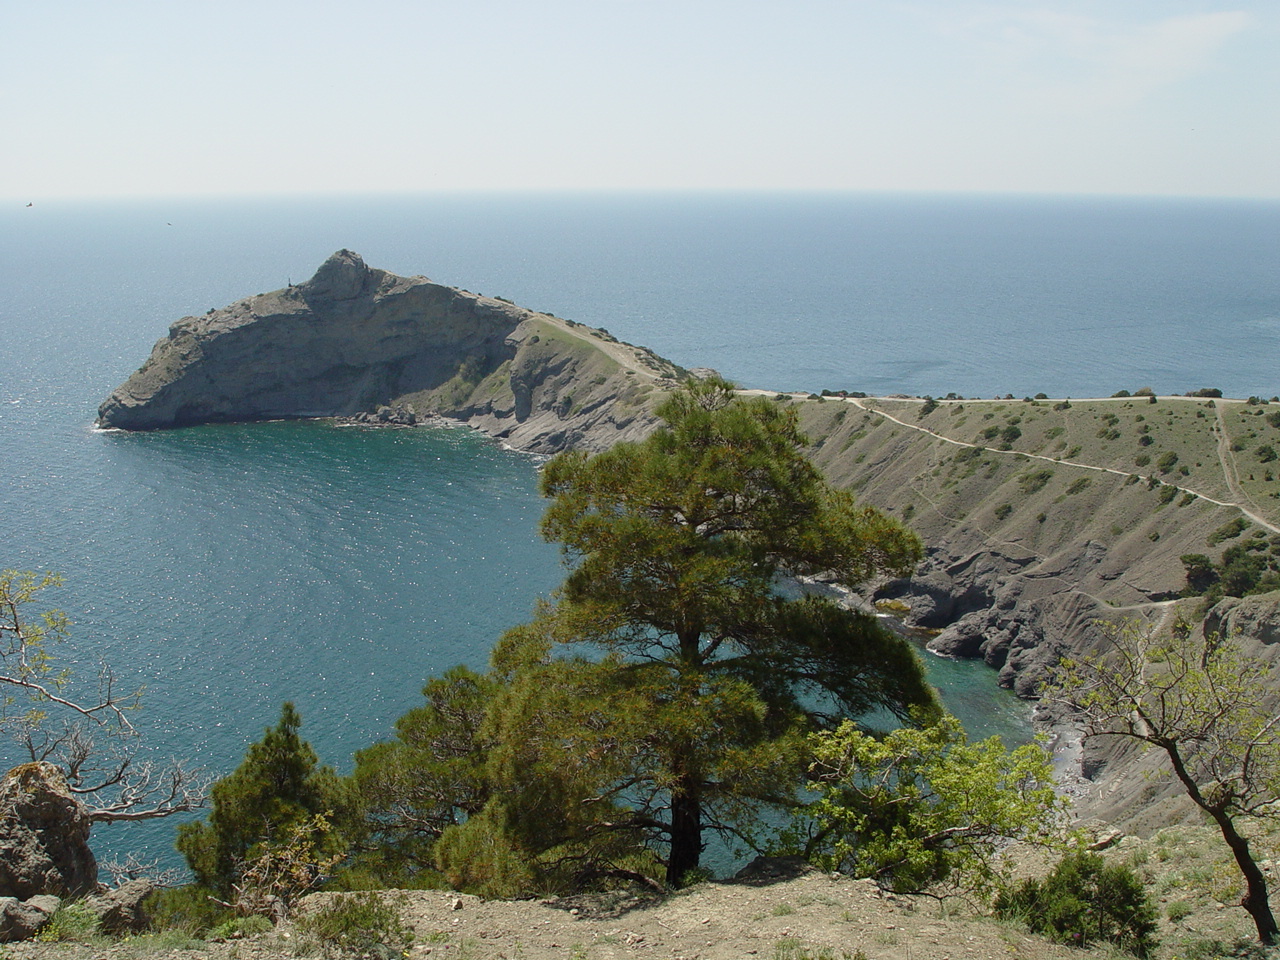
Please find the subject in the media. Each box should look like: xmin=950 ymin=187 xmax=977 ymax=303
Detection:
xmin=98 ymin=252 xmax=1280 ymax=832
xmin=97 ymin=250 xmax=680 ymax=454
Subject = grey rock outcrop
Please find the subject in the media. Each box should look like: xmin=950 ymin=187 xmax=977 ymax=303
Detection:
xmin=82 ymin=879 xmax=154 ymax=934
xmin=1204 ymin=594 xmax=1280 ymax=653
xmin=98 ymin=251 xmax=677 ymax=455
xmin=0 ymin=763 xmax=98 ymax=900
xmin=0 ymin=894 xmax=61 ymax=942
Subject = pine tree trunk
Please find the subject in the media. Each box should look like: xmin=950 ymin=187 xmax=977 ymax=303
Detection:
xmin=666 ymin=787 xmax=702 ymax=887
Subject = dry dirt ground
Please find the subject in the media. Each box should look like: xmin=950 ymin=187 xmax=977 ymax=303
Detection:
xmin=7 ymin=838 xmax=1274 ymax=960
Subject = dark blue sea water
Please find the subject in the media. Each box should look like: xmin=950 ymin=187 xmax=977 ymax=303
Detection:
xmin=1 ymin=192 xmax=1277 ymax=870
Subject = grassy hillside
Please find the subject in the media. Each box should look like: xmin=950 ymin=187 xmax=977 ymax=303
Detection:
xmin=789 ymin=394 xmax=1279 ymax=610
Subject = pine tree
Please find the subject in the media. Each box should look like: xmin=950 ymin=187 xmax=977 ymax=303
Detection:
xmin=503 ymin=378 xmax=938 ymax=886
xmin=177 ymin=702 xmax=345 ymax=896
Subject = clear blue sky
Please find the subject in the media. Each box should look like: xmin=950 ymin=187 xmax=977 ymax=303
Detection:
xmin=3 ymin=0 xmax=1276 ymax=200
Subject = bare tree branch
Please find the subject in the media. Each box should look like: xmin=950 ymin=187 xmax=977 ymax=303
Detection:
xmin=2 ymin=569 xmax=208 ymax=824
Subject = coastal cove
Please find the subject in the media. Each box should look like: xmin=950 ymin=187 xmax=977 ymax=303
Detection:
xmin=3 ymin=193 xmax=1278 ymax=873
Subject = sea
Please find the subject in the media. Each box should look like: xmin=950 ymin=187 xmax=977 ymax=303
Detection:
xmin=1 ymin=192 xmax=1277 ymax=871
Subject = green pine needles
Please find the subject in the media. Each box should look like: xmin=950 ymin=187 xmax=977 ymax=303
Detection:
xmin=354 ymin=377 xmax=940 ymax=891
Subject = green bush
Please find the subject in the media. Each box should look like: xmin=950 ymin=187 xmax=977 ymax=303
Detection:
xmin=35 ymin=902 xmax=100 ymax=942
xmin=209 ymin=915 xmax=274 ymax=940
xmin=1018 ymin=470 xmax=1053 ymax=494
xmin=144 ymin=885 xmax=234 ymax=936
xmin=995 ymin=852 xmax=1158 ymax=957
xmin=1208 ymin=517 xmax=1250 ymax=546
xmin=295 ymin=891 xmax=414 ymax=958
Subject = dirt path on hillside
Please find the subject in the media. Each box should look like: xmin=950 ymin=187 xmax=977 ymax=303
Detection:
xmin=844 ymin=396 xmax=1280 ymax=535
xmin=1213 ymin=403 xmax=1279 ymax=534
xmin=546 ymin=317 xmax=665 ymax=379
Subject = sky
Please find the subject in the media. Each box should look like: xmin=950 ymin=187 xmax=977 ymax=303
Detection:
xmin=1 ymin=0 xmax=1276 ymax=200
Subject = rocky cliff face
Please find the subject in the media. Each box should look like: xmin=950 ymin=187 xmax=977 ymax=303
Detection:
xmin=98 ymin=251 xmax=677 ymax=454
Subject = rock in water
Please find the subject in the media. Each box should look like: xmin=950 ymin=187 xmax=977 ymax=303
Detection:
xmin=0 ymin=763 xmax=98 ymax=899
xmin=97 ymin=250 xmax=527 ymax=431
xmin=97 ymin=251 xmax=676 ymax=454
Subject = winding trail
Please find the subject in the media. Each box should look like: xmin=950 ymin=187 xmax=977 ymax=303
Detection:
xmin=839 ymin=395 xmax=1280 ymax=536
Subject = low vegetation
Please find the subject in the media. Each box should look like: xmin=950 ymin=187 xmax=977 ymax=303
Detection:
xmin=996 ymin=851 xmax=1159 ymax=957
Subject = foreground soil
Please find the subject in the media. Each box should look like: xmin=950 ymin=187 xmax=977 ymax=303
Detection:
xmin=8 ymin=837 xmax=1272 ymax=960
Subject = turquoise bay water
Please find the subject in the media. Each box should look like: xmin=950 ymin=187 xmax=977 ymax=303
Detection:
xmin=1 ymin=192 xmax=1277 ymax=868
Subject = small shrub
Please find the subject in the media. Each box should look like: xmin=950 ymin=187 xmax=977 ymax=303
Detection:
xmin=1208 ymin=517 xmax=1249 ymax=546
xmin=994 ymin=503 xmax=1013 ymax=521
xmin=144 ymin=885 xmax=235 ymax=936
xmin=1018 ymin=469 xmax=1054 ymax=494
xmin=995 ymin=852 xmax=1158 ymax=957
xmin=1166 ymin=900 xmax=1193 ymax=923
xmin=209 ymin=915 xmax=275 ymax=940
xmin=35 ymin=902 xmax=100 ymax=942
xmin=1065 ymin=477 xmax=1092 ymax=496
xmin=1157 ymin=451 xmax=1179 ymax=472
xmin=296 ymin=892 xmax=414 ymax=958
xmin=1257 ymin=444 xmax=1277 ymax=463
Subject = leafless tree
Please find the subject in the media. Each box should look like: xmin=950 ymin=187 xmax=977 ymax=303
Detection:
xmin=1043 ymin=617 xmax=1280 ymax=945
xmin=1 ymin=569 xmax=208 ymax=822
